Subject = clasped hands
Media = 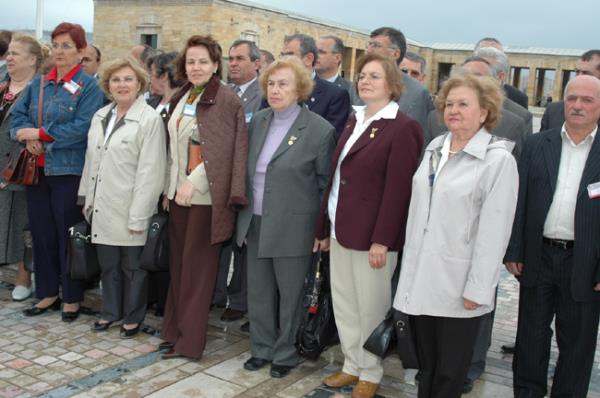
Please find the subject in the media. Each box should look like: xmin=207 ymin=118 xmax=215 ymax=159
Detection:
xmin=16 ymin=128 xmax=43 ymax=155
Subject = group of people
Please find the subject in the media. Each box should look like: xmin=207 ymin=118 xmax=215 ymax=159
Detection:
xmin=1 ymin=19 xmax=600 ymax=398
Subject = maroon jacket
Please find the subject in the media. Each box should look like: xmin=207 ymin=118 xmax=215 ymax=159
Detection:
xmin=315 ymin=110 xmax=423 ymax=251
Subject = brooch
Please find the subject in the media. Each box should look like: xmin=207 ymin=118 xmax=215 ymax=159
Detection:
xmin=369 ymin=128 xmax=378 ymax=139
xmin=288 ymin=135 xmax=298 ymax=146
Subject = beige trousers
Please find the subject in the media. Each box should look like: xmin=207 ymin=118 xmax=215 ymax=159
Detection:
xmin=329 ymin=238 xmax=397 ymax=383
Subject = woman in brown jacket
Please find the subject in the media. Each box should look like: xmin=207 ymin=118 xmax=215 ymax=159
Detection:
xmin=158 ymin=35 xmax=248 ymax=359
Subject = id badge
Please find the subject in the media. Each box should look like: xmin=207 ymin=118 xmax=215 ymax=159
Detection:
xmin=63 ymin=81 xmax=80 ymax=94
xmin=588 ymin=181 xmax=600 ymax=199
xmin=183 ymin=104 xmax=196 ymax=117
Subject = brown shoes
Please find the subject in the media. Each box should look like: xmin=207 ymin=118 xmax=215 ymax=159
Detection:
xmin=351 ymin=380 xmax=379 ymax=398
xmin=220 ymin=308 xmax=245 ymax=322
xmin=323 ymin=371 xmax=359 ymax=388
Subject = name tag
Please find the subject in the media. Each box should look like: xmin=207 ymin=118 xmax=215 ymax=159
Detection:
xmin=245 ymin=112 xmax=253 ymax=124
xmin=183 ymin=104 xmax=196 ymax=117
xmin=63 ymin=81 xmax=80 ymax=95
xmin=588 ymin=181 xmax=600 ymax=199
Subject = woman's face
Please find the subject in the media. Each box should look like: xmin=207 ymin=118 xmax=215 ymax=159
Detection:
xmin=266 ymin=67 xmax=299 ymax=111
xmin=6 ymin=41 xmax=37 ymax=77
xmin=108 ymin=66 xmax=141 ymax=106
xmin=51 ymin=33 xmax=82 ymax=70
xmin=357 ymin=60 xmax=392 ymax=104
xmin=185 ymin=45 xmax=217 ymax=87
xmin=443 ymin=86 xmax=488 ymax=136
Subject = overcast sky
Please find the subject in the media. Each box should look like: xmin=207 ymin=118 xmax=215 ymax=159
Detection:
xmin=0 ymin=0 xmax=597 ymax=50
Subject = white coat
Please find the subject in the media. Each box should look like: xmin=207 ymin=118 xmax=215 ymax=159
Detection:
xmin=78 ymin=95 xmax=167 ymax=246
xmin=393 ymin=129 xmax=518 ymax=318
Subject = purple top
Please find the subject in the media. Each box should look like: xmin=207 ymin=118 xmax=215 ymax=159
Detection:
xmin=252 ymin=103 xmax=302 ymax=215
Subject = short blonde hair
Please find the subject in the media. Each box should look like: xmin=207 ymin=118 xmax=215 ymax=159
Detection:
xmin=354 ymin=53 xmax=404 ymax=102
xmin=435 ymin=71 xmax=503 ymax=131
xmin=259 ymin=56 xmax=315 ymax=102
xmin=99 ymin=57 xmax=149 ymax=99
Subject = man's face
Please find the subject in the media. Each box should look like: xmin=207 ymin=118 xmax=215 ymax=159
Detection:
xmin=462 ymin=61 xmax=493 ymax=77
xmin=259 ymin=53 xmax=271 ymax=73
xmin=281 ymin=39 xmax=313 ymax=70
xmin=366 ymin=35 xmax=400 ymax=63
xmin=564 ymin=76 xmax=600 ymax=132
xmin=315 ymin=38 xmax=341 ymax=75
xmin=575 ymin=55 xmax=600 ymax=80
xmin=400 ymin=58 xmax=425 ymax=82
xmin=228 ymin=44 xmax=258 ymax=85
xmin=81 ymin=46 xmax=100 ymax=76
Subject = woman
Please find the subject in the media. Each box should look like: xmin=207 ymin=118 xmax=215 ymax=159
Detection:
xmin=314 ymin=53 xmax=423 ymax=398
xmin=10 ymin=22 xmax=104 ymax=321
xmin=159 ymin=35 xmax=248 ymax=359
xmin=78 ymin=57 xmax=166 ymax=338
xmin=0 ymin=35 xmax=44 ymax=301
xmin=393 ymin=71 xmax=518 ymax=397
xmin=236 ymin=56 xmax=336 ymax=378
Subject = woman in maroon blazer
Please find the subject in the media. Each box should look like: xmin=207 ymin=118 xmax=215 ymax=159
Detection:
xmin=314 ymin=53 xmax=423 ymax=398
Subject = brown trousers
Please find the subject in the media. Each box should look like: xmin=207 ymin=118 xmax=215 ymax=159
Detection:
xmin=161 ymin=203 xmax=222 ymax=359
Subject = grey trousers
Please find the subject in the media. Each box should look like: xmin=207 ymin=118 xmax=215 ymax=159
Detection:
xmin=246 ymin=216 xmax=311 ymax=366
xmin=96 ymin=245 xmax=147 ymax=324
xmin=213 ymin=242 xmax=248 ymax=311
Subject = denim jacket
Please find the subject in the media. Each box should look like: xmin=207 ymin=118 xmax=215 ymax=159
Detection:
xmin=10 ymin=67 xmax=104 ymax=176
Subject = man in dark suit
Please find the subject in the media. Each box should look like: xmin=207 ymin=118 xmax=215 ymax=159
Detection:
xmin=505 ymin=75 xmax=600 ymax=397
xmin=400 ymin=51 xmax=427 ymax=84
xmin=541 ymin=49 xmax=600 ymax=130
xmin=281 ymin=33 xmax=350 ymax=138
xmin=316 ymin=35 xmax=351 ymax=92
xmin=81 ymin=45 xmax=101 ymax=79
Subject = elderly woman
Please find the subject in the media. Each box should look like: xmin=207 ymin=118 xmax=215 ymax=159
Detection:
xmin=0 ymin=35 xmax=44 ymax=301
xmin=158 ymin=35 xmax=248 ymax=360
xmin=78 ymin=58 xmax=166 ymax=338
xmin=10 ymin=22 xmax=104 ymax=321
xmin=236 ymin=56 xmax=336 ymax=378
xmin=393 ymin=71 xmax=518 ymax=398
xmin=314 ymin=53 xmax=423 ymax=398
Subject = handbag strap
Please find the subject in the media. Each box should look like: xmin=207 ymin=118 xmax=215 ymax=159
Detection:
xmin=37 ymin=76 xmax=45 ymax=128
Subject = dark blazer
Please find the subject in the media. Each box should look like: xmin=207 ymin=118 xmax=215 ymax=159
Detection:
xmin=333 ymin=75 xmax=352 ymax=91
xmin=231 ymin=78 xmax=261 ymax=119
xmin=316 ymin=109 xmax=423 ymax=251
xmin=505 ymin=127 xmax=600 ymax=302
xmin=540 ymin=101 xmax=564 ymax=131
xmin=236 ymin=106 xmax=336 ymax=257
xmin=505 ymin=98 xmax=533 ymax=137
xmin=504 ymin=84 xmax=529 ymax=109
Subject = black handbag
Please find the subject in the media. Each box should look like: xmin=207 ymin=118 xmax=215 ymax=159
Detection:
xmin=67 ymin=221 xmax=100 ymax=280
xmin=296 ymin=252 xmax=339 ymax=360
xmin=363 ymin=308 xmax=397 ymax=359
xmin=140 ymin=211 xmax=169 ymax=272
xmin=394 ymin=309 xmax=420 ymax=369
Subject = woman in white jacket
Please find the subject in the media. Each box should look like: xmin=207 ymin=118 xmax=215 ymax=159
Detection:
xmin=393 ymin=71 xmax=518 ymax=398
xmin=79 ymin=57 xmax=166 ymax=338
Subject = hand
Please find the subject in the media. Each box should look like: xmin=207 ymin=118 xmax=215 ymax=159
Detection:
xmin=463 ymin=298 xmax=481 ymax=310
xmin=25 ymin=140 xmax=44 ymax=156
xmin=16 ymin=128 xmax=40 ymax=142
xmin=128 ymin=229 xmax=144 ymax=235
xmin=313 ymin=238 xmax=330 ymax=252
xmin=174 ymin=180 xmax=194 ymax=207
xmin=505 ymin=262 xmax=523 ymax=276
xmin=594 ymin=283 xmax=600 ymax=292
xmin=161 ymin=195 xmax=170 ymax=212
xmin=368 ymin=243 xmax=388 ymax=269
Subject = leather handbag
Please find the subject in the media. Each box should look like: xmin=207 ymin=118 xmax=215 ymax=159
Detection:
xmin=394 ymin=309 xmax=420 ymax=369
xmin=140 ymin=211 xmax=169 ymax=272
xmin=363 ymin=308 xmax=397 ymax=359
xmin=67 ymin=221 xmax=100 ymax=280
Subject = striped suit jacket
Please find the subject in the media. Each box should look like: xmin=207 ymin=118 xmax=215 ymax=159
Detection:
xmin=504 ymin=127 xmax=600 ymax=302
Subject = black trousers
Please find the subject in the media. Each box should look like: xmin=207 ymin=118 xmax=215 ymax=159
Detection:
xmin=513 ymin=243 xmax=600 ymax=398
xmin=414 ymin=314 xmax=483 ymax=398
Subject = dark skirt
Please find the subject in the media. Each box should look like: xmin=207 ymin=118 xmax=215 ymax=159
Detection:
xmin=0 ymin=189 xmax=28 ymax=264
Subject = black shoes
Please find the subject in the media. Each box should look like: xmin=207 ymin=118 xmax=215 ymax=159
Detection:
xmin=240 ymin=321 xmax=250 ymax=333
xmin=158 ymin=341 xmax=174 ymax=351
xmin=119 ymin=324 xmax=140 ymax=339
xmin=23 ymin=298 xmax=62 ymax=317
xmin=62 ymin=308 xmax=80 ymax=323
xmin=92 ymin=320 xmax=113 ymax=331
xmin=462 ymin=379 xmax=474 ymax=394
xmin=270 ymin=364 xmax=293 ymax=378
xmin=244 ymin=357 xmax=270 ymax=371
xmin=501 ymin=343 xmax=515 ymax=354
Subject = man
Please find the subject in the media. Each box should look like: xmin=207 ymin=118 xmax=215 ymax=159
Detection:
xmin=505 ymin=75 xmax=600 ymax=397
xmin=475 ymin=37 xmax=529 ymax=109
xmin=0 ymin=31 xmax=12 ymax=82
xmin=354 ymin=26 xmax=433 ymax=128
xmin=81 ymin=44 xmax=101 ymax=78
xmin=214 ymin=39 xmax=261 ymax=322
xmin=280 ymin=33 xmax=350 ymax=138
xmin=259 ymin=49 xmax=274 ymax=74
xmin=400 ymin=51 xmax=426 ymax=84
xmin=541 ymin=50 xmax=600 ymax=130
xmin=316 ymin=35 xmax=351 ymax=91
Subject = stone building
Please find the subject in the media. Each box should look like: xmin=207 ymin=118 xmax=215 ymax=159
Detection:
xmin=93 ymin=0 xmax=583 ymax=105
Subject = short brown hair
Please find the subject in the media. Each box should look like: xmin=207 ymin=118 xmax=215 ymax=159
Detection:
xmin=354 ymin=53 xmax=404 ymax=102
xmin=435 ymin=71 xmax=503 ymax=131
xmin=99 ymin=57 xmax=149 ymax=100
xmin=174 ymin=35 xmax=222 ymax=83
xmin=259 ymin=56 xmax=315 ymax=102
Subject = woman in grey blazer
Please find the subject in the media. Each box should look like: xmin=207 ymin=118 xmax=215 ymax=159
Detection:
xmin=236 ymin=56 xmax=336 ymax=378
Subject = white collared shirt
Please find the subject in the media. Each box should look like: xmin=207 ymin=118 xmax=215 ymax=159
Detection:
xmin=325 ymin=73 xmax=339 ymax=84
xmin=235 ymin=77 xmax=256 ymax=97
xmin=543 ymin=124 xmax=597 ymax=240
xmin=328 ymin=101 xmax=399 ymax=239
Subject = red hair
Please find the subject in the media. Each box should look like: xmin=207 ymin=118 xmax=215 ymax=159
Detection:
xmin=51 ymin=22 xmax=87 ymax=50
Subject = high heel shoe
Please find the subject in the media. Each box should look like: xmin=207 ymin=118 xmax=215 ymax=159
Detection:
xmin=23 ymin=297 xmax=61 ymax=316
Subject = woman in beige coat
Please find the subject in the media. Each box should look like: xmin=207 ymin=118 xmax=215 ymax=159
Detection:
xmin=79 ymin=58 xmax=166 ymax=338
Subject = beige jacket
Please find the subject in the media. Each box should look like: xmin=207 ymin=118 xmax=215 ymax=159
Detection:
xmin=78 ymin=96 xmax=167 ymax=246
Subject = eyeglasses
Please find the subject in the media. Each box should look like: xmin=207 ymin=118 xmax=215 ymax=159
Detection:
xmin=401 ymin=68 xmax=422 ymax=79
xmin=366 ymin=42 xmax=398 ymax=51
xmin=51 ymin=42 xmax=75 ymax=50
xmin=109 ymin=76 xmax=138 ymax=84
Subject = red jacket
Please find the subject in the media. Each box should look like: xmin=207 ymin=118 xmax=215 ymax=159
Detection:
xmin=316 ymin=110 xmax=423 ymax=251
